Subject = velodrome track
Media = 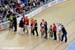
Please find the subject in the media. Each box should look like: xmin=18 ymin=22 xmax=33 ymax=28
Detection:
xmin=0 ymin=0 xmax=75 ymax=50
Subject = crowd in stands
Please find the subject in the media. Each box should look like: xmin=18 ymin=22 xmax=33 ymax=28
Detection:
xmin=0 ymin=0 xmax=54 ymax=23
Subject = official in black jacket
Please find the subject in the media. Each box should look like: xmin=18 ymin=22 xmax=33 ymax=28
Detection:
xmin=61 ymin=25 xmax=67 ymax=43
xmin=44 ymin=21 xmax=48 ymax=39
xmin=34 ymin=20 xmax=38 ymax=36
xmin=13 ymin=14 xmax=17 ymax=32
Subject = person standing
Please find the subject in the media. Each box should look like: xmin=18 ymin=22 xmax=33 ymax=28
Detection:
xmin=9 ymin=13 xmax=14 ymax=31
xmin=44 ymin=21 xmax=48 ymax=39
xmin=40 ymin=19 xmax=45 ymax=37
xmin=30 ymin=18 xmax=35 ymax=35
xmin=61 ymin=25 xmax=67 ymax=43
xmin=53 ymin=23 xmax=57 ymax=40
xmin=34 ymin=20 xmax=39 ymax=36
xmin=24 ymin=16 xmax=29 ymax=34
xmin=19 ymin=17 xmax=24 ymax=32
xmin=13 ymin=14 xmax=17 ymax=32
xmin=57 ymin=23 xmax=62 ymax=41
xmin=48 ymin=25 xmax=53 ymax=38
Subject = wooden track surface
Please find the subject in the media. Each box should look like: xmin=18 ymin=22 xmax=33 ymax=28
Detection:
xmin=0 ymin=0 xmax=75 ymax=50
